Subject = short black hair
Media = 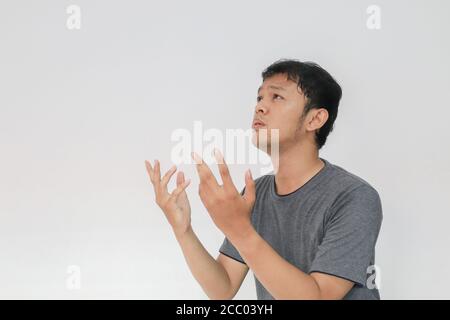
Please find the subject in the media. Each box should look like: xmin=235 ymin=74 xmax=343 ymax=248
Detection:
xmin=261 ymin=59 xmax=342 ymax=150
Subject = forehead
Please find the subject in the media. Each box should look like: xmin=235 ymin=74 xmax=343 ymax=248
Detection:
xmin=257 ymin=73 xmax=300 ymax=94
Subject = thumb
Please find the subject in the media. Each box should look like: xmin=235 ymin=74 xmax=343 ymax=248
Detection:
xmin=243 ymin=169 xmax=255 ymax=204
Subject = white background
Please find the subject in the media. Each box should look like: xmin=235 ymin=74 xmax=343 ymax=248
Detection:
xmin=0 ymin=0 xmax=449 ymax=299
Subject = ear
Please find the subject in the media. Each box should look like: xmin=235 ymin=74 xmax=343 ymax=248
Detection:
xmin=306 ymin=108 xmax=329 ymax=132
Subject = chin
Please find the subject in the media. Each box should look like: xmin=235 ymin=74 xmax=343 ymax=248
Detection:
xmin=251 ymin=130 xmax=277 ymax=154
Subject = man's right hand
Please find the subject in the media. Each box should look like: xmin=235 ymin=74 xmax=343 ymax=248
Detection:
xmin=145 ymin=160 xmax=192 ymax=237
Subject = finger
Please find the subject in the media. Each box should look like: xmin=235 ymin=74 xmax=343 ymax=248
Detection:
xmin=176 ymin=171 xmax=185 ymax=187
xmin=144 ymin=160 xmax=154 ymax=183
xmin=161 ymin=165 xmax=177 ymax=190
xmin=175 ymin=171 xmax=189 ymax=201
xmin=213 ymin=148 xmax=238 ymax=193
xmin=243 ymin=169 xmax=256 ymax=204
xmin=170 ymin=178 xmax=191 ymax=200
xmin=145 ymin=160 xmax=162 ymax=201
xmin=153 ymin=159 xmax=161 ymax=187
xmin=191 ymin=152 xmax=219 ymax=189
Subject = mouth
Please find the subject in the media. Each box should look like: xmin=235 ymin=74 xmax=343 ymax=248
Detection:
xmin=252 ymin=119 xmax=266 ymax=129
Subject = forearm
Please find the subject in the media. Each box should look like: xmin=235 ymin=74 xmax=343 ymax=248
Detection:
xmin=174 ymin=226 xmax=233 ymax=299
xmin=229 ymin=227 xmax=322 ymax=300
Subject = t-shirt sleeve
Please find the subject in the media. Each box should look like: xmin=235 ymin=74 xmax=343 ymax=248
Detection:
xmin=219 ymin=237 xmax=246 ymax=264
xmin=308 ymin=184 xmax=383 ymax=286
xmin=218 ymin=187 xmax=247 ymax=265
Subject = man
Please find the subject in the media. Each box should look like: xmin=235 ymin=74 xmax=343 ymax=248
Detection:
xmin=145 ymin=59 xmax=383 ymax=300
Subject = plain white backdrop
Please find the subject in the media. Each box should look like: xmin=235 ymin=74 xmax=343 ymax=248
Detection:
xmin=0 ymin=0 xmax=449 ymax=299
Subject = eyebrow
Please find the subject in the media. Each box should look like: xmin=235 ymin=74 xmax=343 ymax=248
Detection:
xmin=257 ymin=85 xmax=286 ymax=94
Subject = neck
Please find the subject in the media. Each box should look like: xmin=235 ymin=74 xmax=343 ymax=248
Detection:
xmin=270 ymin=139 xmax=325 ymax=196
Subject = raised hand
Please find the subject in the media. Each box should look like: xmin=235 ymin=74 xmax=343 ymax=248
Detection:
xmin=191 ymin=149 xmax=256 ymax=240
xmin=145 ymin=160 xmax=192 ymax=237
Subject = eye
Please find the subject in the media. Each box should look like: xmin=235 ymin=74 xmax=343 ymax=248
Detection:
xmin=273 ymin=94 xmax=283 ymax=100
xmin=257 ymin=96 xmax=262 ymax=102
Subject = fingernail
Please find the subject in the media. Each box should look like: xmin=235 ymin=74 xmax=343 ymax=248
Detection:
xmin=192 ymin=152 xmax=201 ymax=164
xmin=214 ymin=149 xmax=223 ymax=163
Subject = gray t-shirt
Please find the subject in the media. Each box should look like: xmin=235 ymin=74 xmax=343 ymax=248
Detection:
xmin=219 ymin=157 xmax=383 ymax=300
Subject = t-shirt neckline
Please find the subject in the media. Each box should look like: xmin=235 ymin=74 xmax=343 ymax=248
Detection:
xmin=270 ymin=157 xmax=331 ymax=200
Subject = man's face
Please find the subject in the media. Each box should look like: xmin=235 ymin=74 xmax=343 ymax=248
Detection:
xmin=251 ymin=73 xmax=308 ymax=153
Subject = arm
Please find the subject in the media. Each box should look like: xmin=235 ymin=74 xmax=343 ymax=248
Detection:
xmin=174 ymin=225 xmax=249 ymax=299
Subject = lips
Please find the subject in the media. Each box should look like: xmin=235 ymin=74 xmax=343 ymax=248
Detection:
xmin=252 ymin=119 xmax=266 ymax=129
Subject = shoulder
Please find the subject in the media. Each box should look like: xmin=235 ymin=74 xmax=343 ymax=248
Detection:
xmin=326 ymin=161 xmax=376 ymax=191
xmin=325 ymin=161 xmax=380 ymax=200
xmin=324 ymin=161 xmax=383 ymax=224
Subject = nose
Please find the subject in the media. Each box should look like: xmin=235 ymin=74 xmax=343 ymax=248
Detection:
xmin=255 ymin=101 xmax=268 ymax=115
